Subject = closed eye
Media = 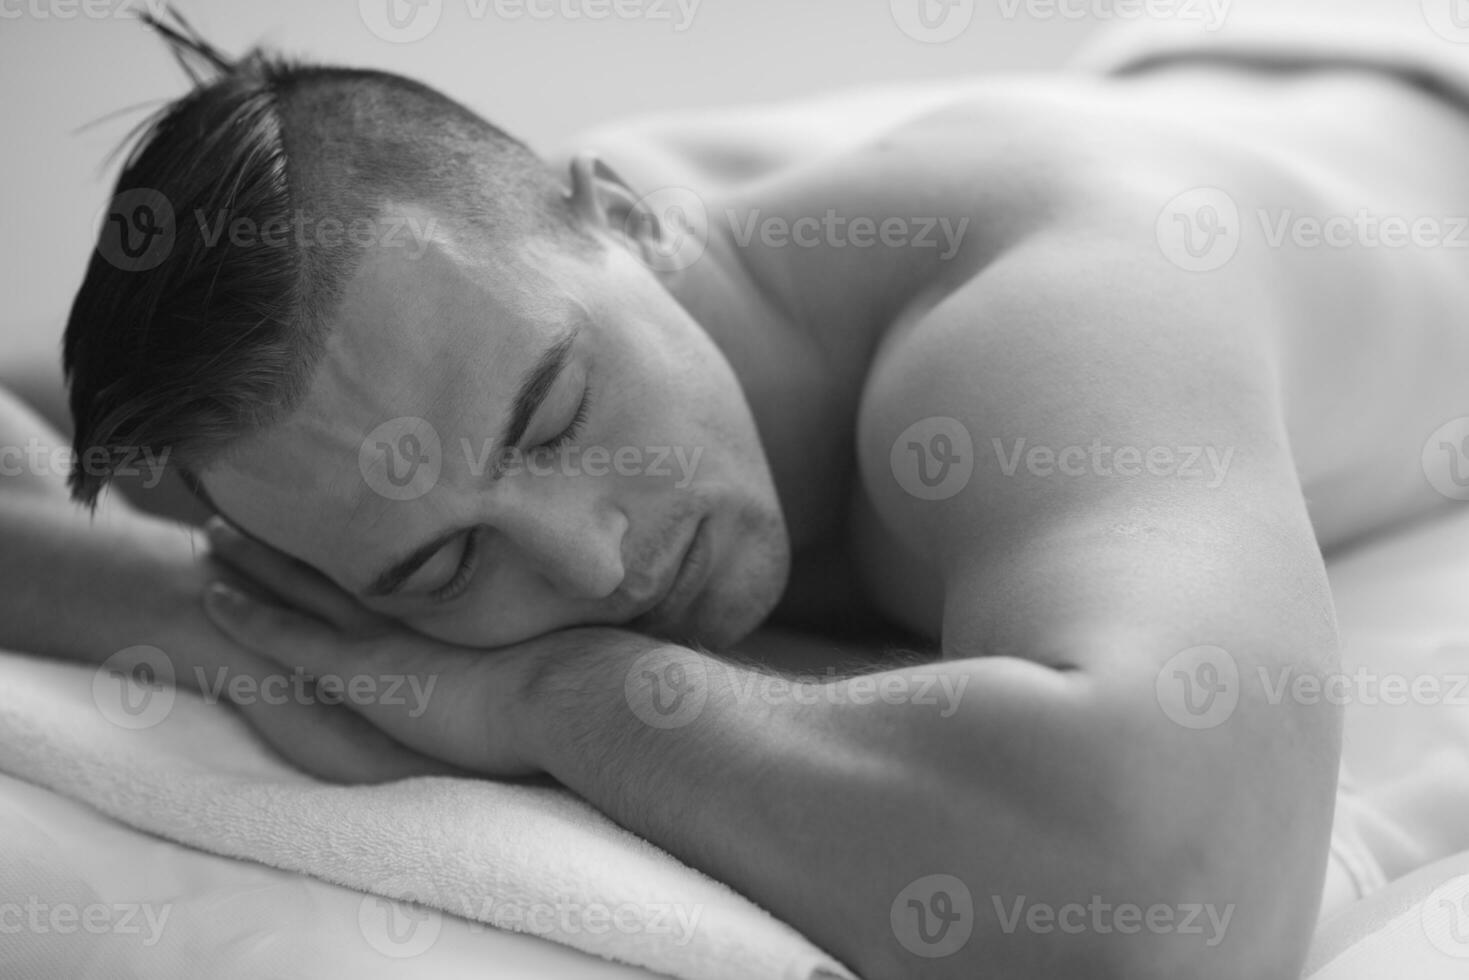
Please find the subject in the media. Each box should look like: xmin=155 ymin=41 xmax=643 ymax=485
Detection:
xmin=428 ymin=526 xmax=484 ymax=603
xmin=537 ymin=384 xmax=592 ymax=452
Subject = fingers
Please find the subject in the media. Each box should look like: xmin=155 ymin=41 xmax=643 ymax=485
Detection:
xmin=201 ymin=581 xmax=496 ymax=779
xmin=233 ymin=694 xmax=466 ymax=784
xmin=215 ymin=646 xmax=465 ymax=783
xmin=199 ymin=623 xmax=466 ymax=783
xmin=204 ymin=581 xmax=489 ymax=768
xmin=205 ymin=517 xmax=387 ymax=635
xmin=205 ymin=581 xmax=343 ymax=659
xmin=205 ymin=578 xmax=425 ymax=681
xmin=204 ymin=580 xmax=443 ymax=678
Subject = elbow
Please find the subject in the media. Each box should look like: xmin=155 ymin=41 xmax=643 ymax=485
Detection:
xmin=858 ymin=795 xmax=1331 ymax=980
xmin=853 ymin=656 xmax=1340 ymax=979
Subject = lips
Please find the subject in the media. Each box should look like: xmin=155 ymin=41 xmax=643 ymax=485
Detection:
xmin=630 ymin=517 xmax=710 ymax=634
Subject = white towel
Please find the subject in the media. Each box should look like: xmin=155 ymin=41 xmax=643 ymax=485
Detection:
xmin=0 ymin=649 xmax=853 ymax=980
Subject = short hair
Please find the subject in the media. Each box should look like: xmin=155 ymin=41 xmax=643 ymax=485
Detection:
xmin=64 ymin=7 xmax=591 ymax=508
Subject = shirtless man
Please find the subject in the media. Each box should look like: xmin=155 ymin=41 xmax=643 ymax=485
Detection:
xmin=8 ymin=11 xmax=1469 ymax=979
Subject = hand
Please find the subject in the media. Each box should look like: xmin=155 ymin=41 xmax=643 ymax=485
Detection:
xmin=200 ymin=519 xmax=566 ymax=778
xmin=157 ymin=535 xmax=463 ymax=784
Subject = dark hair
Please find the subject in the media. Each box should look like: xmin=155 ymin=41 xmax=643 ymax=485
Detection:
xmin=64 ymin=7 xmax=588 ymax=508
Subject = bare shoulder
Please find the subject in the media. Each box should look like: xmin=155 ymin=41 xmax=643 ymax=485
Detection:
xmin=852 ymin=66 xmax=1469 ymax=576
xmin=848 ymin=208 xmax=1314 ymax=646
xmin=544 ymin=76 xmax=1023 ymax=190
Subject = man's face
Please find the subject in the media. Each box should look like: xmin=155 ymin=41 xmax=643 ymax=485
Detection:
xmin=201 ymin=210 xmax=790 ymax=650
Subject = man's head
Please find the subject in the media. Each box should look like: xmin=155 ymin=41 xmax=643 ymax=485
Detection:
xmin=66 ymin=14 xmax=789 ymax=649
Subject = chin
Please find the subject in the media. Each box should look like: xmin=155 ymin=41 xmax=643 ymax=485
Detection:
xmin=690 ymin=512 xmax=791 ymax=651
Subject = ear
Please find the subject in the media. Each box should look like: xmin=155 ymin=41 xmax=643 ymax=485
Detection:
xmin=564 ymin=151 xmax=681 ymax=264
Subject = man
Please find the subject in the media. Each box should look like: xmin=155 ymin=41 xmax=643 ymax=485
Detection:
xmin=11 ymin=8 xmax=1469 ymax=978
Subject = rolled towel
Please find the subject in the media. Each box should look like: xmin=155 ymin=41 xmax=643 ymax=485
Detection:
xmin=0 ymin=649 xmax=853 ymax=980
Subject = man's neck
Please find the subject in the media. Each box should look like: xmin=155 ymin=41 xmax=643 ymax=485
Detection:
xmin=662 ymin=203 xmax=937 ymax=555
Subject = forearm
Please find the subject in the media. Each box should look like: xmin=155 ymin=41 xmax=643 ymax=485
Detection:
xmin=0 ymin=492 xmax=208 ymax=664
xmin=526 ymin=631 xmax=1338 ymax=980
xmin=0 ymin=385 xmax=206 ymax=668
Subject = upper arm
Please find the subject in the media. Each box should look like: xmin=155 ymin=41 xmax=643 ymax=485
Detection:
xmin=0 ymin=383 xmax=73 ymax=501
xmin=855 ymin=233 xmax=1344 ymax=978
xmin=858 ymin=232 xmax=1337 ymax=672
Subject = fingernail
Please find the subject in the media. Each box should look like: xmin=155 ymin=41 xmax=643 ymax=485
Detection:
xmin=206 ymin=581 xmax=250 ymax=610
xmin=204 ymin=516 xmax=229 ymax=537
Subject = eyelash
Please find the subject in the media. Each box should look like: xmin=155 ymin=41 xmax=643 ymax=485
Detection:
xmin=428 ymin=385 xmax=593 ymax=605
xmin=540 ymin=384 xmax=592 ymax=452
xmin=430 ymin=526 xmax=484 ymax=603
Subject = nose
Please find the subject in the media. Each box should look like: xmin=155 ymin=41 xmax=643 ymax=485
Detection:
xmin=492 ymin=477 xmax=628 ymax=600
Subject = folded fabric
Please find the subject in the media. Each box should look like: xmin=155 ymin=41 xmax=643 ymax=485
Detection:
xmin=1073 ymin=2 xmax=1469 ymax=113
xmin=0 ymin=649 xmax=852 ymax=980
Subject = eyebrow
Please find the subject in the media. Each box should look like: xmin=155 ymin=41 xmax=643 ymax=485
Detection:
xmin=360 ymin=326 xmax=581 ymax=599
